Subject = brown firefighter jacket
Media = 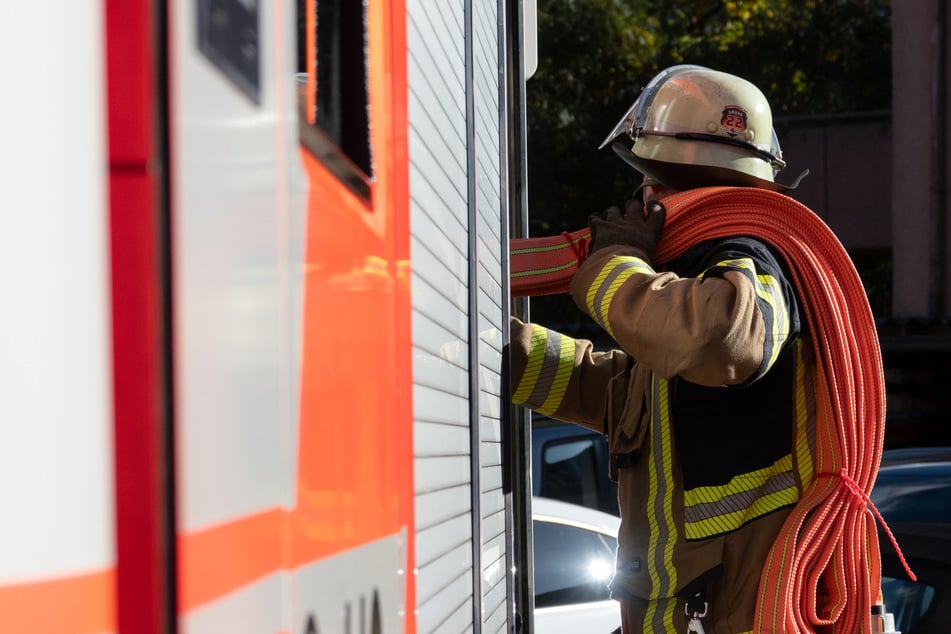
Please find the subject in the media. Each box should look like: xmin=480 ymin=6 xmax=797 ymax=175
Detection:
xmin=510 ymin=236 xmax=817 ymax=633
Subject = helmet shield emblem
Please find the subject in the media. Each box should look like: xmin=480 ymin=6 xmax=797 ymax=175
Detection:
xmin=720 ymin=106 xmax=748 ymax=137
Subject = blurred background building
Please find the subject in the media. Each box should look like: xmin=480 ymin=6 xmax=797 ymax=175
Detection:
xmin=779 ymin=2 xmax=951 ymax=446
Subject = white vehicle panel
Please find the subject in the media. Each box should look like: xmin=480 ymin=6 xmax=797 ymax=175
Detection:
xmin=0 ymin=1 xmax=114 ymax=581
xmin=169 ymin=0 xmax=305 ymax=531
xmin=535 ymin=601 xmax=622 ymax=634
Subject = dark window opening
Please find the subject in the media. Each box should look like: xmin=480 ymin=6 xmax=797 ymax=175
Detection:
xmin=297 ymin=0 xmax=373 ymax=198
xmin=198 ymin=0 xmax=261 ymax=105
xmin=541 ymin=439 xmax=601 ymax=509
xmin=315 ymin=1 xmax=371 ymax=176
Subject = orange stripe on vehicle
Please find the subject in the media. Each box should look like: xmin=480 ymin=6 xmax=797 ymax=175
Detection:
xmin=179 ymin=505 xmax=410 ymax=613
xmin=0 ymin=569 xmax=115 ymax=634
xmin=178 ymin=509 xmax=288 ymax=611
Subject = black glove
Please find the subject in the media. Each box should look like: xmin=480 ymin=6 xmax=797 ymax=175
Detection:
xmin=587 ymin=198 xmax=666 ymax=261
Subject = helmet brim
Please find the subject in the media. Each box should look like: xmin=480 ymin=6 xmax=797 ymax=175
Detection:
xmin=611 ymin=141 xmax=807 ymax=194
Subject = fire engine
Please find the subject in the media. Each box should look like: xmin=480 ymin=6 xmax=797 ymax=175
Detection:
xmin=1 ymin=0 xmax=538 ymax=632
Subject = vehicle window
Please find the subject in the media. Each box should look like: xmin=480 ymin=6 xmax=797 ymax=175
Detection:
xmin=881 ymin=576 xmax=936 ymax=633
xmin=311 ymin=0 xmax=371 ymax=176
xmin=297 ymin=0 xmax=373 ymax=198
xmin=533 ymin=519 xmax=617 ymax=608
xmin=198 ymin=0 xmax=261 ymax=104
xmin=541 ymin=439 xmax=601 ymax=509
xmin=870 ymin=469 xmax=951 ymax=524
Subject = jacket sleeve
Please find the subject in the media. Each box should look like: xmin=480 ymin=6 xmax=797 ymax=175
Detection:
xmin=569 ymin=238 xmax=798 ymax=387
xmin=509 ymin=317 xmax=631 ymax=434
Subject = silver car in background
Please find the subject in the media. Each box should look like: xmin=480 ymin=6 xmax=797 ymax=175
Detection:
xmin=533 ymin=496 xmax=622 ymax=633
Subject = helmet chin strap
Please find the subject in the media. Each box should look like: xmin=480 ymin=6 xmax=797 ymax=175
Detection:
xmin=612 ymin=141 xmax=809 ymax=194
xmin=632 ymin=175 xmax=660 ymax=201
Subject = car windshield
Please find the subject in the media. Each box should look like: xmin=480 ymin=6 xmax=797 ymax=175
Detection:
xmin=533 ymin=518 xmax=617 ymax=608
xmin=871 ymin=463 xmax=951 ymax=524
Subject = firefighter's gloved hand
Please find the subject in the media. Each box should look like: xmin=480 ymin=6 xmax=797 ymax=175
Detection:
xmin=587 ymin=198 xmax=666 ymax=262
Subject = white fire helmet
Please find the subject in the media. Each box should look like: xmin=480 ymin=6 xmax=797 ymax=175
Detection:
xmin=600 ymin=65 xmax=808 ymax=193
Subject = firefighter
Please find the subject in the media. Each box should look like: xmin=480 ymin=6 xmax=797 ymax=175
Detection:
xmin=510 ymin=66 xmax=812 ymax=633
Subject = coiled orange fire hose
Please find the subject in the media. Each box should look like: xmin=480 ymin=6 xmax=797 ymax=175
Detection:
xmin=510 ymin=187 xmax=914 ymax=633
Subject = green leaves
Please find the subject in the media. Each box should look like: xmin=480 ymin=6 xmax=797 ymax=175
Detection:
xmin=527 ymin=0 xmax=891 ymax=231
xmin=524 ymin=1 xmax=890 ymax=327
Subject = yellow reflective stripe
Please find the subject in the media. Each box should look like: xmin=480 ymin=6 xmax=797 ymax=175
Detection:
xmin=657 ymin=376 xmax=678 ymax=595
xmin=683 ymin=453 xmax=797 ymax=540
xmin=646 ymin=376 xmax=678 ymax=599
xmin=584 ymin=258 xmax=616 ymax=321
xmin=643 ymin=599 xmax=658 ymax=632
xmin=756 ymin=272 xmax=788 ymax=370
xmin=642 ymin=377 xmax=678 ymax=631
xmin=704 ymin=257 xmax=789 ymax=372
xmin=511 ymin=324 xmax=576 ymax=416
xmin=585 ymin=255 xmax=653 ymax=337
xmin=645 ymin=380 xmax=663 ymax=592
xmin=539 ymin=332 xmax=574 ymax=415
xmin=793 ymin=339 xmax=815 ymax=487
xmin=512 ymin=324 xmax=548 ymax=404
xmin=662 ymin=593 xmax=676 ymax=631
xmin=643 ymin=596 xmax=677 ymax=633
xmin=684 ymin=487 xmax=799 ymax=540
xmin=710 ymin=256 xmax=755 ymax=272
xmin=685 ymin=454 xmax=794 ymax=503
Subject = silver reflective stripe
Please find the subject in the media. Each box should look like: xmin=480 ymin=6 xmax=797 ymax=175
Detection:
xmin=683 ymin=470 xmax=797 ymax=525
xmin=526 ymin=328 xmax=565 ymax=407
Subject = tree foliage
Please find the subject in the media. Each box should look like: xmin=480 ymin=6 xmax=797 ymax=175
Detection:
xmin=524 ymin=0 xmax=891 ymax=327
xmin=526 ymin=0 xmax=892 ymax=234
